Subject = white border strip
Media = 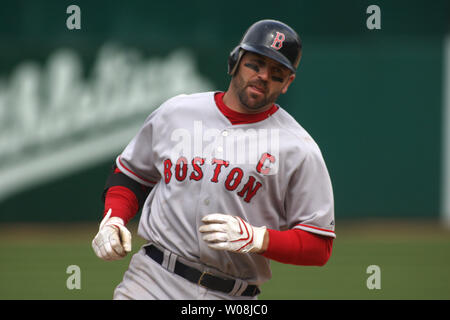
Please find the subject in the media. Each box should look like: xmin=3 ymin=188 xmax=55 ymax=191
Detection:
xmin=294 ymin=224 xmax=336 ymax=238
xmin=442 ymin=34 xmax=450 ymax=228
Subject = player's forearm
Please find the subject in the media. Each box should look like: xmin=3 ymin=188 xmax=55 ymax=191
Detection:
xmin=262 ymin=228 xmax=333 ymax=266
xmin=102 ymin=166 xmax=151 ymax=225
xmin=103 ymin=186 xmax=139 ymax=225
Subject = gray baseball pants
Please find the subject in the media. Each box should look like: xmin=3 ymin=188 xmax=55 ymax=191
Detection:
xmin=113 ymin=244 xmax=259 ymax=300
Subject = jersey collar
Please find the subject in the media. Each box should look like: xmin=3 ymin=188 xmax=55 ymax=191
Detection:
xmin=214 ymin=91 xmax=279 ymax=125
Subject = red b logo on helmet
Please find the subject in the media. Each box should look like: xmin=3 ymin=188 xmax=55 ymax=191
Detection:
xmin=270 ymin=32 xmax=285 ymax=50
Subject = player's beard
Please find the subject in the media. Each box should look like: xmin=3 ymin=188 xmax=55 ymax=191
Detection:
xmin=232 ymin=75 xmax=280 ymax=112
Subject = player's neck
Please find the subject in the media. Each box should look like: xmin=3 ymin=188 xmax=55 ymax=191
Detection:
xmin=222 ymin=90 xmax=273 ymax=115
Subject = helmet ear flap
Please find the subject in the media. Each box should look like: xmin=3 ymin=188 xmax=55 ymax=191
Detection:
xmin=227 ymin=46 xmax=243 ymax=75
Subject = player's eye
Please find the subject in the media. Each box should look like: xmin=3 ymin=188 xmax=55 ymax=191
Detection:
xmin=244 ymin=63 xmax=259 ymax=73
xmin=271 ymin=76 xmax=284 ymax=83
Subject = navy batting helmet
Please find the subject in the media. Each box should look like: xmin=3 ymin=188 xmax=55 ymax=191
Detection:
xmin=228 ymin=19 xmax=302 ymax=75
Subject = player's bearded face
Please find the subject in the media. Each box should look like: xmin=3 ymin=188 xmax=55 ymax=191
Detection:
xmin=234 ymin=76 xmax=280 ymax=111
xmin=232 ymin=53 xmax=294 ymax=111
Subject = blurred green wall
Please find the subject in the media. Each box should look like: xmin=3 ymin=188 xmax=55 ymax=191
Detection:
xmin=0 ymin=0 xmax=449 ymax=221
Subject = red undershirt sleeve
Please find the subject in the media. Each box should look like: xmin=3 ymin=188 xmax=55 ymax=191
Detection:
xmin=103 ymin=185 xmax=139 ymax=225
xmin=262 ymin=228 xmax=333 ymax=266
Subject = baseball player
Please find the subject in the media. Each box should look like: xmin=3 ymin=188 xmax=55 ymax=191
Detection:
xmin=92 ymin=19 xmax=335 ymax=300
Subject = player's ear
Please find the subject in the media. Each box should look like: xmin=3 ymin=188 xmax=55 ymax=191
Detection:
xmin=281 ymin=73 xmax=295 ymax=94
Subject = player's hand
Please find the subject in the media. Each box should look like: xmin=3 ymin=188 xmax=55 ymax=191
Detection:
xmin=199 ymin=213 xmax=267 ymax=253
xmin=92 ymin=209 xmax=132 ymax=261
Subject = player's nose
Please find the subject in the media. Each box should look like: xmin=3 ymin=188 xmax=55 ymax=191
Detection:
xmin=257 ymin=66 xmax=270 ymax=81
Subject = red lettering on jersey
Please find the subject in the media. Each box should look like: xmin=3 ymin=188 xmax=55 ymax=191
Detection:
xmin=165 ymin=156 xmax=263 ymax=203
xmin=256 ymin=152 xmax=275 ymax=175
xmin=190 ymin=157 xmax=205 ymax=181
xmin=211 ymin=158 xmax=229 ymax=183
xmin=225 ymin=167 xmax=244 ymax=191
xmin=270 ymin=32 xmax=285 ymax=50
xmin=163 ymin=159 xmax=172 ymax=184
xmin=175 ymin=157 xmax=188 ymax=181
xmin=237 ymin=176 xmax=263 ymax=203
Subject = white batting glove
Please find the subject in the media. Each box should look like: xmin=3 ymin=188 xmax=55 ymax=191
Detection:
xmin=92 ymin=209 xmax=132 ymax=261
xmin=199 ymin=213 xmax=267 ymax=253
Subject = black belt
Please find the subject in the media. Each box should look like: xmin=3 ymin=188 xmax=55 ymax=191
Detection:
xmin=144 ymin=245 xmax=260 ymax=297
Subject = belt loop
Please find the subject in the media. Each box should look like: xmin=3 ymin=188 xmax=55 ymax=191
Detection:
xmin=228 ymin=279 xmax=244 ymax=296
xmin=162 ymin=249 xmax=171 ymax=270
xmin=235 ymin=281 xmax=248 ymax=296
xmin=167 ymin=252 xmax=177 ymax=272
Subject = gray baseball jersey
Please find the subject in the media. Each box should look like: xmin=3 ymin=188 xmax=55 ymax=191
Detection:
xmin=116 ymin=91 xmax=335 ymax=285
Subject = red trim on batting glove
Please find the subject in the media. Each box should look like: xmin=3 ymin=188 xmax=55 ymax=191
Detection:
xmin=262 ymin=228 xmax=333 ymax=266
